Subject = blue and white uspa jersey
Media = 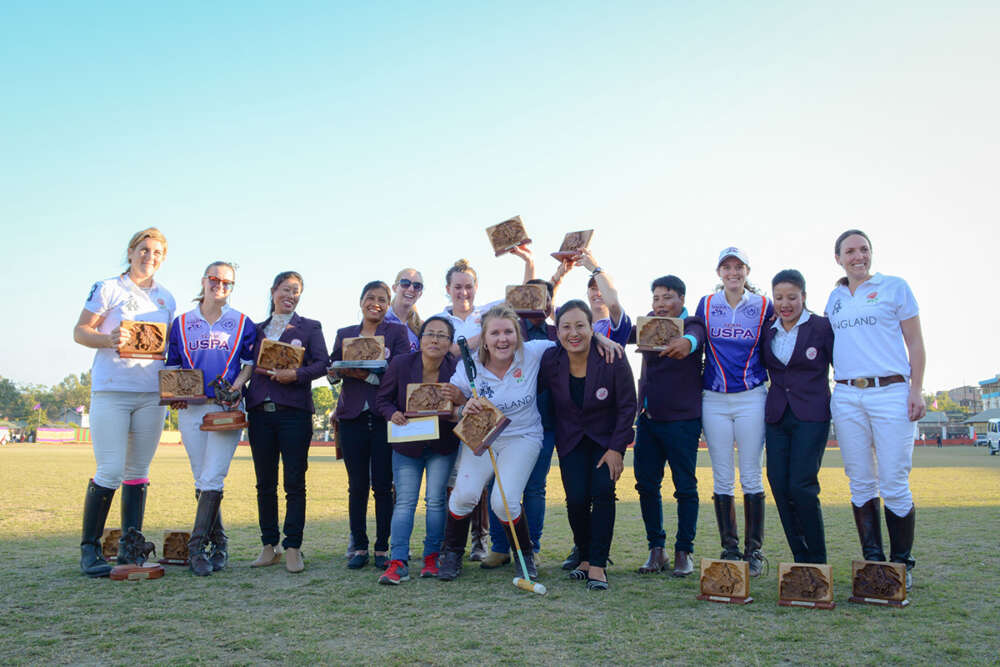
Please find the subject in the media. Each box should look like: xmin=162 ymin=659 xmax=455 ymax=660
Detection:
xmin=166 ymin=305 xmax=257 ymax=397
xmin=696 ymin=290 xmax=772 ymax=393
xmin=84 ymin=274 xmax=176 ymax=393
xmin=824 ymin=273 xmax=918 ymax=381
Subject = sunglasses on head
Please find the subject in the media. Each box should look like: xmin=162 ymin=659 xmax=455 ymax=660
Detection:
xmin=398 ymin=278 xmax=423 ymax=291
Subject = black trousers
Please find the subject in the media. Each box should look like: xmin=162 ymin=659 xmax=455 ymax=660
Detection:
xmin=559 ymin=439 xmax=616 ymax=568
xmin=248 ymin=407 xmax=312 ymax=549
xmin=765 ymin=406 xmax=829 ymax=563
xmin=340 ymin=411 xmax=393 ymax=552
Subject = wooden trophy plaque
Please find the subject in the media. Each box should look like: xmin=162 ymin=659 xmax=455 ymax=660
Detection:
xmin=454 ymin=398 xmax=511 ymax=456
xmin=118 ymin=320 xmax=167 ymax=360
xmin=332 ymin=335 xmax=387 ymax=370
xmin=255 ymin=338 xmax=305 ymax=376
xmin=635 ymin=316 xmax=685 ymax=352
xmin=551 ymin=229 xmax=593 ymax=260
xmin=101 ymin=528 xmax=121 ymax=562
xmin=849 ymin=560 xmax=909 ymax=607
xmin=158 ymin=369 xmax=207 ymax=406
xmin=698 ymin=558 xmax=753 ymax=604
xmin=486 ymin=215 xmax=531 ymax=256
xmin=159 ymin=530 xmax=191 ymax=565
xmin=200 ymin=409 xmax=248 ymax=431
xmin=778 ymin=563 xmax=835 ymax=609
xmin=405 ymin=383 xmax=453 ymax=417
xmin=110 ymin=563 xmax=165 ymax=581
xmin=505 ymin=284 xmax=547 ymax=318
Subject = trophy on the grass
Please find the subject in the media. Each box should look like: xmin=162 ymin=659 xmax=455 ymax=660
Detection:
xmin=551 ymin=229 xmax=593 ymax=260
xmin=101 ymin=528 xmax=121 ymax=562
xmin=200 ymin=376 xmax=247 ymax=431
xmin=109 ymin=528 xmax=165 ymax=581
xmin=405 ymin=383 xmax=453 ymax=417
xmin=777 ymin=563 xmax=835 ymax=609
xmin=486 ymin=215 xmax=531 ymax=256
xmin=697 ymin=558 xmax=753 ymax=604
xmin=118 ymin=320 xmax=167 ymax=360
xmin=158 ymin=369 xmax=207 ymax=406
xmin=159 ymin=530 xmax=191 ymax=566
xmin=849 ymin=560 xmax=909 ymax=607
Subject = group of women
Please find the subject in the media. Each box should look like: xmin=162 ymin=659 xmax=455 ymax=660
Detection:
xmin=74 ymin=227 xmax=925 ymax=594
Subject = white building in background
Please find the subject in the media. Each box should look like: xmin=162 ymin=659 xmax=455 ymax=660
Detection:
xmin=980 ymin=373 xmax=1000 ymax=410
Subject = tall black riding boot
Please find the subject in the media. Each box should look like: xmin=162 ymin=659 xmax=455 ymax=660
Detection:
xmin=851 ymin=498 xmax=886 ymax=561
xmin=209 ymin=496 xmax=228 ymax=571
xmin=505 ymin=515 xmax=537 ymax=579
xmin=80 ymin=480 xmax=116 ymax=577
xmin=884 ymin=504 xmax=915 ymax=590
xmin=438 ymin=512 xmax=472 ymax=581
xmin=117 ymin=482 xmax=148 ymax=564
xmin=713 ymin=494 xmax=741 ymax=560
xmin=468 ymin=489 xmax=490 ymax=561
xmin=743 ymin=492 xmax=767 ymax=577
xmin=189 ymin=490 xmax=222 ymax=576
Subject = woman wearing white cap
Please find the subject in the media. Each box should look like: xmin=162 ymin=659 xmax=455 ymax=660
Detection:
xmin=826 ymin=230 xmax=925 ymax=589
xmin=694 ymin=247 xmax=773 ymax=576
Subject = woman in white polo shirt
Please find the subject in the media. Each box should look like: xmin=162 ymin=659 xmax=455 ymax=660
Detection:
xmin=826 ymin=229 xmax=925 ymax=589
xmin=73 ymin=227 xmax=176 ymax=577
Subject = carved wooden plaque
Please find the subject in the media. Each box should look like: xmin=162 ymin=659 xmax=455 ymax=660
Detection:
xmin=551 ymin=229 xmax=593 ymax=259
xmin=778 ymin=563 xmax=835 ymax=608
xmin=454 ymin=398 xmax=510 ymax=455
xmin=849 ymin=560 xmax=909 ymax=606
xmin=159 ymin=530 xmax=191 ymax=565
xmin=255 ymin=339 xmax=305 ymax=375
xmin=102 ymin=528 xmax=121 ymax=561
xmin=343 ymin=335 xmax=385 ymax=362
xmin=505 ymin=284 xmax=547 ymax=317
xmin=158 ymin=369 xmax=207 ymax=405
xmin=118 ymin=320 xmax=167 ymax=359
xmin=636 ymin=316 xmax=684 ymax=352
xmin=486 ymin=215 xmax=531 ymax=256
xmin=405 ymin=383 xmax=453 ymax=417
xmin=697 ymin=558 xmax=752 ymax=604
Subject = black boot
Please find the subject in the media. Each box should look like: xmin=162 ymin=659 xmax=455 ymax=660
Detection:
xmin=713 ymin=494 xmax=741 ymax=560
xmin=438 ymin=512 xmax=472 ymax=581
xmin=80 ymin=480 xmax=116 ymax=577
xmin=189 ymin=490 xmax=222 ymax=576
xmin=506 ymin=515 xmax=537 ymax=579
xmin=468 ymin=490 xmax=489 ymax=561
xmin=117 ymin=482 xmax=148 ymax=564
xmin=851 ymin=498 xmax=886 ymax=561
xmin=209 ymin=497 xmax=228 ymax=571
xmin=885 ymin=505 xmax=915 ymax=590
xmin=743 ymin=492 xmax=767 ymax=577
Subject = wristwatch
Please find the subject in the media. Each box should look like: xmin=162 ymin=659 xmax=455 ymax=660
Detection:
xmin=591 ymin=267 xmax=604 ymax=277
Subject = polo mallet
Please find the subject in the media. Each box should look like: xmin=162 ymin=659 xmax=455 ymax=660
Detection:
xmin=456 ymin=336 xmax=546 ymax=596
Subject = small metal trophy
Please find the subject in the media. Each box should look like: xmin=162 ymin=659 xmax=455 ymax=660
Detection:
xmin=200 ymin=376 xmax=247 ymax=432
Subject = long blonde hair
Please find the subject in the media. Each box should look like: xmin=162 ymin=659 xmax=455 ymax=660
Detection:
xmin=394 ymin=267 xmax=424 ymax=336
xmin=478 ymin=304 xmax=524 ymax=366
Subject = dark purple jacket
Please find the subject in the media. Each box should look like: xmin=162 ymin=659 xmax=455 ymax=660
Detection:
xmin=636 ymin=315 xmax=706 ymax=422
xmin=330 ymin=320 xmax=410 ymax=420
xmin=374 ymin=351 xmax=460 ymax=457
xmin=538 ymin=339 xmax=637 ymax=456
xmin=762 ymin=314 xmax=834 ymax=423
xmin=246 ymin=313 xmax=329 ymax=412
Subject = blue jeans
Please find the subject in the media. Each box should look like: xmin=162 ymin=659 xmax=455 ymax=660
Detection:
xmin=634 ymin=415 xmax=701 ymax=553
xmin=389 ymin=448 xmax=457 ymax=562
xmin=488 ymin=429 xmax=554 ymax=554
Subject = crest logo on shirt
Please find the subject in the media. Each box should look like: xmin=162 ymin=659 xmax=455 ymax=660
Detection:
xmin=805 ymin=347 xmax=817 ymax=360
xmin=157 ymin=298 xmax=165 ymax=306
xmin=186 ymin=320 xmax=205 ymax=332
xmin=711 ymin=306 xmax=727 ymax=316
xmin=513 ymin=368 xmax=522 ymax=380
xmin=745 ymin=306 xmax=758 ymax=318
xmin=290 ymin=339 xmax=303 ymax=347
xmin=831 ymin=299 xmax=842 ymax=316
xmin=866 ymin=291 xmax=879 ymax=304
xmin=595 ymin=387 xmax=609 ymax=400
xmin=479 ymin=384 xmax=495 ymax=399
xmin=220 ymin=318 xmax=236 ymax=331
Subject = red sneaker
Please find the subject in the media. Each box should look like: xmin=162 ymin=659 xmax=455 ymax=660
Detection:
xmin=378 ymin=560 xmax=409 ymax=585
xmin=420 ymin=553 xmax=440 ymax=578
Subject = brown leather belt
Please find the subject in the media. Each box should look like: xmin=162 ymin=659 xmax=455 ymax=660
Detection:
xmin=836 ymin=374 xmax=906 ymax=389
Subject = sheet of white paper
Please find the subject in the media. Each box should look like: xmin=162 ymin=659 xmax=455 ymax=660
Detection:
xmin=387 ymin=416 xmax=438 ymax=442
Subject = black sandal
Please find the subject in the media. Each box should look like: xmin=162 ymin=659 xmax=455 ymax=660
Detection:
xmin=586 ymin=576 xmax=609 ymax=591
xmin=568 ymin=568 xmax=587 ymax=581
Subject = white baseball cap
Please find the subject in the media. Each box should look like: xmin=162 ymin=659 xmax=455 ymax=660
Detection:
xmin=717 ymin=246 xmax=750 ymax=268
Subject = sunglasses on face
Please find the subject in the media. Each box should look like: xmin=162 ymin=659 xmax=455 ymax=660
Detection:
xmin=398 ymin=278 xmax=423 ymax=291
xmin=205 ymin=276 xmax=235 ymax=289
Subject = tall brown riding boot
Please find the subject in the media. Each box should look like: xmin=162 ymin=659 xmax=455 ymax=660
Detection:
xmin=851 ymin=498 xmax=886 ymax=561
xmin=468 ymin=489 xmax=490 ymax=561
xmin=438 ymin=512 xmax=472 ymax=581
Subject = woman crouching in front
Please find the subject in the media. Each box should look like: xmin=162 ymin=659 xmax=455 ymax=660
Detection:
xmin=539 ymin=300 xmax=636 ymax=590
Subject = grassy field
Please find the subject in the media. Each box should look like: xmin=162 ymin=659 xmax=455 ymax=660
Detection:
xmin=1 ymin=443 xmax=998 ymax=665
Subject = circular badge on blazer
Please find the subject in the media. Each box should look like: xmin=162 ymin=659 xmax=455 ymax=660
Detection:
xmin=290 ymin=338 xmax=303 ymax=347
xmin=805 ymin=346 xmax=817 ymax=360
xmin=595 ymin=387 xmax=609 ymax=400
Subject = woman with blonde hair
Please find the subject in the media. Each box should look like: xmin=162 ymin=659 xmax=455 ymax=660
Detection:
xmin=74 ymin=227 xmax=175 ymax=577
xmin=384 ymin=268 xmax=425 ymax=352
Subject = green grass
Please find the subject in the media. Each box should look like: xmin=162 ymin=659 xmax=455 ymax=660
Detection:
xmin=2 ymin=444 xmax=998 ymax=665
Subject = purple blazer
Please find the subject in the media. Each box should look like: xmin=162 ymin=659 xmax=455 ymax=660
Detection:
xmin=538 ymin=340 xmax=637 ymax=456
xmin=246 ymin=313 xmax=329 ymax=413
xmin=636 ymin=315 xmax=706 ymax=422
xmin=374 ymin=351 xmax=460 ymax=457
xmin=762 ymin=314 xmax=834 ymax=423
xmin=330 ymin=320 xmax=410 ymax=420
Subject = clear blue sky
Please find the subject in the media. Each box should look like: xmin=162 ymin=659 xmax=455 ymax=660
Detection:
xmin=2 ymin=2 xmax=997 ymax=392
